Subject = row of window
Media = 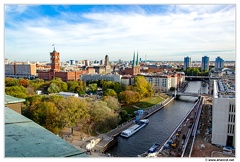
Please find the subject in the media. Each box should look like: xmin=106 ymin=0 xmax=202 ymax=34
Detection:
xmin=228 ymin=124 xmax=235 ymax=134
xmin=228 ymin=114 xmax=235 ymax=123
xmin=229 ymin=104 xmax=235 ymax=113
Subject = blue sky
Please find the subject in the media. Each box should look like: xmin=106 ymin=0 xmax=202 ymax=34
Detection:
xmin=4 ymin=4 xmax=236 ymax=62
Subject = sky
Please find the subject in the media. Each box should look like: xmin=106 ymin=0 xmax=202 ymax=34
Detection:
xmin=4 ymin=4 xmax=236 ymax=62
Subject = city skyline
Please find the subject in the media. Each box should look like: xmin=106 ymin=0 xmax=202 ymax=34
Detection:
xmin=4 ymin=4 xmax=235 ymax=62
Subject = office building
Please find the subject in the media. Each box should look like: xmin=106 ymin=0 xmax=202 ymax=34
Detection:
xmin=212 ymin=79 xmax=235 ymax=148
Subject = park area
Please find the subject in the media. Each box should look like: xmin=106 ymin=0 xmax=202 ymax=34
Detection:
xmin=121 ymin=94 xmax=168 ymax=114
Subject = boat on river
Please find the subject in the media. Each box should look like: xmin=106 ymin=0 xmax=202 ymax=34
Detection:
xmin=148 ymin=142 xmax=160 ymax=153
xmin=120 ymin=119 xmax=149 ymax=138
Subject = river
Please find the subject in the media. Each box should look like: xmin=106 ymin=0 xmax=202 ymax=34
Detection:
xmin=107 ymin=81 xmax=208 ymax=157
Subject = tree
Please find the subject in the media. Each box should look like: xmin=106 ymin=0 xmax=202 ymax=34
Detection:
xmin=49 ymin=77 xmax=68 ymax=92
xmin=57 ymin=96 xmax=87 ymax=134
xmin=25 ymin=99 xmax=63 ymax=134
xmin=47 ymin=83 xmax=60 ymax=93
xmin=5 ymin=77 xmax=18 ymax=87
xmin=102 ymin=81 xmax=114 ymax=91
xmin=22 ymin=95 xmax=43 ymax=118
xmin=5 ymin=86 xmax=28 ymax=98
xmin=44 ymin=94 xmax=64 ymax=104
xmin=29 ymin=78 xmax=45 ymax=92
xmin=113 ymin=82 xmax=125 ymax=94
xmin=18 ymin=78 xmax=29 ymax=87
xmin=89 ymin=100 xmax=119 ymax=133
xmin=59 ymin=82 xmax=68 ymax=92
xmin=102 ymin=96 xmax=120 ymax=111
xmin=134 ymin=76 xmax=153 ymax=98
xmin=185 ymin=67 xmax=200 ymax=76
xmin=118 ymin=90 xmax=141 ymax=105
xmin=119 ymin=110 xmax=130 ymax=124
xmin=88 ymin=83 xmax=97 ymax=93
xmin=104 ymin=89 xmax=117 ymax=97
xmin=67 ymin=81 xmax=79 ymax=92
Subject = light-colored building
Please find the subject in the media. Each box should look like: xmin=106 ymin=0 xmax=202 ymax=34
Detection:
xmin=80 ymin=74 xmax=122 ymax=83
xmin=5 ymin=63 xmax=37 ymax=78
xmin=212 ymin=79 xmax=235 ymax=148
xmin=141 ymin=74 xmax=172 ymax=92
xmin=170 ymin=74 xmax=178 ymax=89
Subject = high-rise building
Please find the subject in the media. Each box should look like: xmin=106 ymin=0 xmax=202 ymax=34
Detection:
xmin=201 ymin=56 xmax=209 ymax=71
xmin=215 ymin=56 xmax=224 ymax=70
xmin=184 ymin=56 xmax=191 ymax=70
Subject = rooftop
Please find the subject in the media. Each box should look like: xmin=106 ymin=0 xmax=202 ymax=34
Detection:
xmin=5 ymin=94 xmax=26 ymax=105
xmin=214 ymin=79 xmax=235 ymax=99
xmin=5 ymin=107 xmax=87 ymax=157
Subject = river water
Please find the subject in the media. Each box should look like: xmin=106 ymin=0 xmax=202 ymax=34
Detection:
xmin=107 ymin=81 xmax=208 ymax=157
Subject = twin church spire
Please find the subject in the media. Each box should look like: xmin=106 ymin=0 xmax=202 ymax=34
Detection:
xmin=132 ymin=51 xmax=139 ymax=67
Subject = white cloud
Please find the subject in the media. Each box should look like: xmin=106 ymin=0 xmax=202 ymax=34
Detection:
xmin=4 ymin=5 xmax=235 ymax=62
xmin=5 ymin=5 xmax=29 ymax=14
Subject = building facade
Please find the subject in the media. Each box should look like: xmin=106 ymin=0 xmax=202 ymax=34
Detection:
xmin=141 ymin=74 xmax=172 ymax=92
xmin=201 ymin=56 xmax=209 ymax=71
xmin=5 ymin=63 xmax=37 ymax=79
xmin=212 ymin=80 xmax=235 ymax=148
xmin=184 ymin=56 xmax=191 ymax=71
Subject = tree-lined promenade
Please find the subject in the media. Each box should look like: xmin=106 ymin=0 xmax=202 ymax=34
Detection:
xmin=5 ymin=76 xmax=168 ymax=137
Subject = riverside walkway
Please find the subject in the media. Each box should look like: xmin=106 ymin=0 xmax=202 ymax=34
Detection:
xmin=92 ymin=97 xmax=174 ymax=152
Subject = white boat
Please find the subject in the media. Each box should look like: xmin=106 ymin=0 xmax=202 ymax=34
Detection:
xmin=120 ymin=119 xmax=149 ymax=138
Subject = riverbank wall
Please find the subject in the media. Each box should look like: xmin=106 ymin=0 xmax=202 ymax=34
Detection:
xmin=93 ymin=96 xmax=175 ymax=153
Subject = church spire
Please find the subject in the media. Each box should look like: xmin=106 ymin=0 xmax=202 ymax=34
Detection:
xmin=136 ymin=50 xmax=139 ymax=66
xmin=133 ymin=51 xmax=136 ymax=66
xmin=52 ymin=44 xmax=56 ymax=51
